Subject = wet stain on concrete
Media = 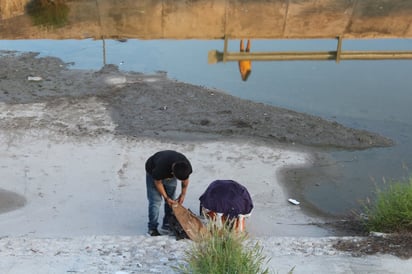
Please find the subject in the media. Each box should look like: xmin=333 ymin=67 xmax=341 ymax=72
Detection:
xmin=0 ymin=189 xmax=26 ymax=214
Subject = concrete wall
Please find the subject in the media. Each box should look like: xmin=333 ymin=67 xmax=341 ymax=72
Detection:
xmin=1 ymin=0 xmax=412 ymax=39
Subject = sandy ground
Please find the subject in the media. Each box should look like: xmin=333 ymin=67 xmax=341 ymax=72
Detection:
xmin=1 ymin=129 xmax=411 ymax=274
xmin=0 ymin=51 xmax=411 ymax=273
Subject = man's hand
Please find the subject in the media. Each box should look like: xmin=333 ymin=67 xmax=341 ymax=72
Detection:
xmin=177 ymin=193 xmax=185 ymax=204
xmin=166 ymin=197 xmax=177 ymax=207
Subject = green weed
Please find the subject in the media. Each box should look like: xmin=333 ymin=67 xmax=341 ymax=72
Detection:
xmin=176 ymin=221 xmax=270 ymax=274
xmin=364 ymin=177 xmax=412 ymax=232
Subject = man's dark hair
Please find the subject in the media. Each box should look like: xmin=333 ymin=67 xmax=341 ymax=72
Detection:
xmin=173 ymin=161 xmax=191 ymax=180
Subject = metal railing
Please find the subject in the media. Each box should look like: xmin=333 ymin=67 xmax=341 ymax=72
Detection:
xmin=208 ymin=36 xmax=412 ymax=64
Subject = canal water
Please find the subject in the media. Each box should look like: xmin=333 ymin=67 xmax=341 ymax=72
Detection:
xmin=1 ymin=37 xmax=412 ymax=216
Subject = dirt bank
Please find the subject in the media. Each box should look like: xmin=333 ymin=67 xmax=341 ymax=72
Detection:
xmin=0 ymin=50 xmax=393 ymax=150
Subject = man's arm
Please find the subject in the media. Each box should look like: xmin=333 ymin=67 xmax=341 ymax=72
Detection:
xmin=154 ymin=180 xmax=175 ymax=206
xmin=177 ymin=179 xmax=189 ymax=204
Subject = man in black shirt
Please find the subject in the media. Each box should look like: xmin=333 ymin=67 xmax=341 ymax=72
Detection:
xmin=145 ymin=150 xmax=193 ymax=236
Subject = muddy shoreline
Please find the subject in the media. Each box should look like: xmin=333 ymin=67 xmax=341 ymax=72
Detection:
xmin=0 ymin=50 xmax=393 ymax=150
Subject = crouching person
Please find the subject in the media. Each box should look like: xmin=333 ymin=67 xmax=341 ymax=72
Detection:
xmin=199 ymin=179 xmax=253 ymax=232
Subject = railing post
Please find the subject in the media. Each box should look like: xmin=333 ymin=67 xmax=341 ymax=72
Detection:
xmin=336 ymin=36 xmax=343 ymax=63
xmin=223 ymin=35 xmax=229 ymax=63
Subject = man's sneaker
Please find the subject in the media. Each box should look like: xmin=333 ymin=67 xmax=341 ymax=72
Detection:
xmin=160 ymin=224 xmax=174 ymax=235
xmin=147 ymin=228 xmax=161 ymax=236
xmin=161 ymin=223 xmax=170 ymax=231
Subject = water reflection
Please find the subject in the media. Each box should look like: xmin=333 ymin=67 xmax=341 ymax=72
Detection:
xmin=238 ymin=39 xmax=252 ymax=81
xmin=26 ymin=0 xmax=69 ymax=28
xmin=210 ymin=36 xmax=412 ymax=64
xmin=1 ymin=0 xmax=412 ymax=39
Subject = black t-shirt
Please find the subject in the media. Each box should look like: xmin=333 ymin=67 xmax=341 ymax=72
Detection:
xmin=145 ymin=150 xmax=192 ymax=180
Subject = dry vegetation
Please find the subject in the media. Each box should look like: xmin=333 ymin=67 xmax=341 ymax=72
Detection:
xmin=0 ymin=0 xmax=29 ymax=19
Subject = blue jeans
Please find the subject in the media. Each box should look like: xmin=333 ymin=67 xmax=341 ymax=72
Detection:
xmin=146 ymin=173 xmax=177 ymax=230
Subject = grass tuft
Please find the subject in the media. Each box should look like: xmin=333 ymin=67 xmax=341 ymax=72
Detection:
xmin=176 ymin=220 xmax=270 ymax=274
xmin=363 ymin=177 xmax=412 ymax=233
